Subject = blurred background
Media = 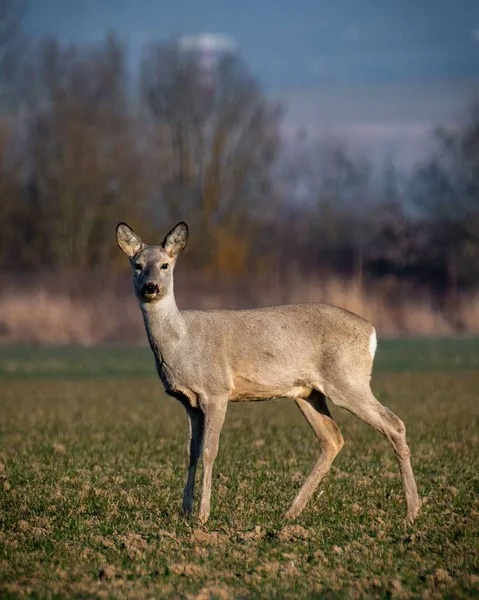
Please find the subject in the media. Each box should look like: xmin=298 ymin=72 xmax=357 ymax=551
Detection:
xmin=0 ymin=0 xmax=478 ymax=343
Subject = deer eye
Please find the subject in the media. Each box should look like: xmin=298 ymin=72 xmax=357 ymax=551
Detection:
xmin=134 ymin=263 xmax=143 ymax=271
xmin=161 ymin=263 xmax=169 ymax=270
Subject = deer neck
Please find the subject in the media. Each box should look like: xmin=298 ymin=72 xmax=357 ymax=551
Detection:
xmin=140 ymin=289 xmax=186 ymax=364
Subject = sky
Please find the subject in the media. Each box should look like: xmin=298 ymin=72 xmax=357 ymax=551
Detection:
xmin=23 ymin=0 xmax=479 ymax=168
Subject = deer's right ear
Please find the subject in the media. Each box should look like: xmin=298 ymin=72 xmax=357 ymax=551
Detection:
xmin=116 ymin=222 xmax=143 ymax=257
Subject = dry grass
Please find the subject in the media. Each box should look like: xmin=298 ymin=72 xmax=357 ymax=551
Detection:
xmin=0 ymin=289 xmax=140 ymax=345
xmin=0 ymin=271 xmax=477 ymax=344
xmin=458 ymin=291 xmax=479 ymax=331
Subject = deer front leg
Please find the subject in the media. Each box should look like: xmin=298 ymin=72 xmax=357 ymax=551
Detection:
xmin=182 ymin=406 xmax=204 ymax=516
xmin=198 ymin=398 xmax=228 ymax=524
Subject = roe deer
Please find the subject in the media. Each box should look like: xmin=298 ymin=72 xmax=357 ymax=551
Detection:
xmin=116 ymin=221 xmax=421 ymax=524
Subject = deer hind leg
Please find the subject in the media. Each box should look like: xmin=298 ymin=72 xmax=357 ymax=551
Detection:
xmin=325 ymin=381 xmax=421 ymax=524
xmin=285 ymin=390 xmax=344 ymax=520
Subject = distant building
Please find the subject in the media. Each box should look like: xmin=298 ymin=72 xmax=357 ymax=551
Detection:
xmin=178 ymin=33 xmax=237 ymax=92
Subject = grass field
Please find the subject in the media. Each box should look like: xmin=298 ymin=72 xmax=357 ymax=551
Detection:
xmin=1 ymin=339 xmax=478 ymax=599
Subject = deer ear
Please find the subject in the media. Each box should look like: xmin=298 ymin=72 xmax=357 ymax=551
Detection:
xmin=162 ymin=222 xmax=188 ymax=257
xmin=116 ymin=222 xmax=143 ymax=257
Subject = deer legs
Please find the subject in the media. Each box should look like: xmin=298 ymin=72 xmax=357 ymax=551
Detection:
xmin=285 ymin=391 xmax=344 ymax=519
xmin=181 ymin=386 xmax=419 ymax=525
xmin=198 ymin=400 xmax=228 ymax=523
xmin=182 ymin=406 xmax=204 ymax=515
xmin=182 ymin=398 xmax=228 ymax=523
xmin=286 ymin=385 xmax=420 ymax=524
xmin=325 ymin=382 xmax=421 ymax=523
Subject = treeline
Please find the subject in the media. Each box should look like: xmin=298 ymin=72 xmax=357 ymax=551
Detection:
xmin=279 ymin=115 xmax=479 ymax=292
xmin=0 ymin=31 xmax=275 ymax=273
xmin=0 ymin=23 xmax=478 ymax=294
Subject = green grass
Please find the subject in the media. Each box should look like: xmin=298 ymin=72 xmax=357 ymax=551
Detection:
xmin=0 ymin=340 xmax=478 ymax=598
xmin=1 ymin=337 xmax=479 ymax=379
xmin=0 ymin=345 xmax=155 ymax=379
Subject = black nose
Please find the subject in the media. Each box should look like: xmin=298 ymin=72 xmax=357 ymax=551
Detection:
xmin=143 ymin=283 xmax=159 ymax=295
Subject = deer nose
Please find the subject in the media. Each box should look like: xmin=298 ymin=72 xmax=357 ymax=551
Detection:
xmin=143 ymin=282 xmax=159 ymax=296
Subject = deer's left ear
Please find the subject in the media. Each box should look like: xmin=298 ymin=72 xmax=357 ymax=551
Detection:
xmin=162 ymin=222 xmax=188 ymax=257
xmin=117 ymin=222 xmax=143 ymax=257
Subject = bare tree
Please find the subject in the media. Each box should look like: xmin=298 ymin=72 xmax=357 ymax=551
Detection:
xmin=411 ymin=102 xmax=479 ymax=289
xmin=140 ymin=41 xmax=280 ymax=276
xmin=23 ymin=34 xmax=151 ymax=269
xmin=0 ymin=1 xmax=27 ymax=267
xmin=280 ymin=140 xmax=376 ymax=278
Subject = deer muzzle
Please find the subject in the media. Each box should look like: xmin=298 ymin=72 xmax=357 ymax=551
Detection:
xmin=142 ymin=282 xmax=160 ymax=300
